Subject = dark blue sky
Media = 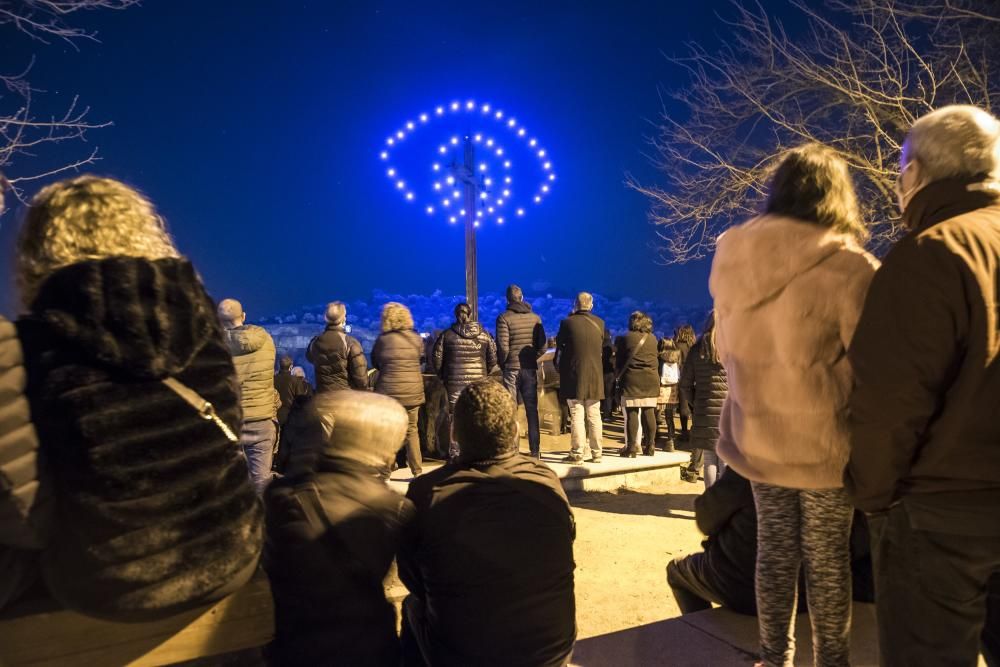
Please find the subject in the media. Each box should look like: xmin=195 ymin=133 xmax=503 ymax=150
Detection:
xmin=1 ymin=0 xmax=743 ymax=317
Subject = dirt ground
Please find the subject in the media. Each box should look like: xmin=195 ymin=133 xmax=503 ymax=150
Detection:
xmin=569 ymin=474 xmax=706 ymax=640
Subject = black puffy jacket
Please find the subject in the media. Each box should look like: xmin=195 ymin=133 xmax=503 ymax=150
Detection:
xmin=679 ymin=337 xmax=728 ymax=450
xmin=307 ymin=325 xmax=368 ymax=393
xmin=495 ymin=302 xmax=546 ymax=371
xmin=615 ymin=331 xmax=659 ymax=399
xmin=432 ymin=322 xmax=498 ymax=405
xmin=371 ymin=329 xmax=426 ymax=408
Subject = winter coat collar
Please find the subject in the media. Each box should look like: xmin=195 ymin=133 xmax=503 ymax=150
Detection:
xmin=506 ymin=301 xmax=533 ymax=315
xmin=451 ymin=321 xmax=484 ymax=339
xmin=26 ymin=257 xmax=218 ymax=379
xmin=902 ymin=176 xmax=1000 ymax=234
xmin=324 ymin=324 xmax=347 ymax=333
xmin=711 ymin=214 xmax=863 ymax=311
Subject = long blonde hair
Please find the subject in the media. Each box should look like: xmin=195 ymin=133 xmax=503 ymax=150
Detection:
xmin=16 ymin=175 xmax=179 ymax=306
xmin=381 ymin=301 xmax=415 ymax=333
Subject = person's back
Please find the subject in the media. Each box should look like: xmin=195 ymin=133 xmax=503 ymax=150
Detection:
xmin=496 ymin=295 xmax=545 ymax=372
xmin=555 ymin=310 xmax=605 ymax=402
xmin=274 ymin=356 xmax=311 ymax=425
xmin=399 ymin=381 xmax=576 ymax=666
xmin=307 ymin=302 xmax=368 ymax=393
xmin=372 ymin=329 xmax=426 ymax=408
xmin=265 ymin=391 xmax=413 ymax=666
xmin=433 ymin=304 xmax=497 ymax=406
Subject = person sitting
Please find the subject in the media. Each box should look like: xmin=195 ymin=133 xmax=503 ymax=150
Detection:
xmin=264 ymin=390 xmax=415 ymax=666
xmin=398 ymin=380 xmax=576 ymax=666
xmin=667 ymin=467 xmax=875 ymax=616
xmin=14 ymin=175 xmax=261 ymax=620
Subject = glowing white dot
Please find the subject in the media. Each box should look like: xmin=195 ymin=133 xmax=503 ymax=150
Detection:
xmin=396 ymin=131 xmax=405 ymax=139
xmin=466 ymin=100 xmax=475 ymax=110
xmin=481 ymin=104 xmax=491 ymax=113
xmin=477 ymin=210 xmax=483 ymax=217
xmin=406 ymin=121 xmax=415 ymax=130
xmin=380 ymin=151 xmax=389 ymax=160
xmin=534 ymin=195 xmax=541 ymax=203
xmin=453 ymin=190 xmax=461 ymax=199
xmin=460 ymin=208 xmax=467 ymax=216
xmin=387 ymin=137 xmax=395 ymax=146
xmin=508 ymin=119 xmax=516 ymax=127
xmin=474 ymin=134 xmax=482 ymax=142
xmin=442 ymin=199 xmax=451 ymax=207
xmin=543 ymin=162 xmax=551 ymax=170
xmin=479 ymin=163 xmax=488 ymax=171
xmin=419 ymin=113 xmax=429 ymax=122
xmin=548 ymin=173 xmax=556 ymax=181
xmin=495 ymin=110 xmax=503 ymax=119
xmin=496 ymin=148 xmax=504 ymax=156
xmin=406 ymin=192 xmax=415 ymax=201
xmin=480 ymin=191 xmax=488 ymax=199
xmin=541 ymin=184 xmax=549 ymax=192
xmin=426 ymin=205 xmax=434 ymax=214
xmin=504 ymin=176 xmax=512 ymax=184
xmin=450 ymin=101 xmax=460 ymax=111
xmin=433 ymin=182 xmax=442 ymax=191
xmin=486 ymin=138 xmax=494 ymax=147
xmin=488 ymin=206 xmax=495 ymax=213
xmin=432 ymin=163 xmax=440 ymax=171
xmin=496 ymin=199 xmax=504 ymax=206
xmin=497 ymin=217 xmax=505 ymax=224
xmin=517 ymin=208 xmax=525 ymax=216
xmin=449 ymin=216 xmax=457 ymax=223
xmin=436 ymin=106 xmax=445 ymax=115
xmin=439 ymin=146 xmax=447 ymax=154
xmin=387 ymin=168 xmax=396 ymax=177
xmin=529 ymin=138 xmax=537 ymax=147
xmin=485 ymin=178 xmax=493 ymax=186
xmin=446 ymin=176 xmax=455 ymax=185
xmin=396 ymin=180 xmax=405 ymax=189
xmin=538 ymin=149 xmax=546 ymax=157
xmin=450 ymin=136 xmax=459 ymax=145
xmin=503 ymin=189 xmax=511 ymax=197
xmin=503 ymin=160 xmax=511 ymax=168
xmin=518 ymin=128 xmax=526 ymax=137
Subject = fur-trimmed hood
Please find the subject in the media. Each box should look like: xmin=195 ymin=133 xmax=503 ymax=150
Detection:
xmin=28 ymin=257 xmax=218 ymax=380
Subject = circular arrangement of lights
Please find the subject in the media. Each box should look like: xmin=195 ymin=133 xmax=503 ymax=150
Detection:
xmin=379 ymin=99 xmax=556 ymax=227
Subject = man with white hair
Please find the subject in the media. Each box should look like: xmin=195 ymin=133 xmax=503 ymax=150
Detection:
xmin=219 ymin=298 xmax=278 ymax=494
xmin=555 ymin=292 xmax=607 ymax=463
xmin=846 ymin=105 xmax=1000 ymax=665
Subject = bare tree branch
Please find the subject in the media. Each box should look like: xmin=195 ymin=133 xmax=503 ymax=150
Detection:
xmin=630 ymin=0 xmax=1000 ymax=263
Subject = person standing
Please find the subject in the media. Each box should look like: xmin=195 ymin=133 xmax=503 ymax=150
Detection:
xmin=275 ymin=355 xmax=313 ymax=426
xmin=846 ymin=105 xmax=1000 ymax=667
xmin=555 ymin=292 xmax=606 ymax=463
xmin=615 ymin=311 xmax=660 ymax=458
xmin=711 ymin=143 xmax=879 ymax=667
xmin=219 ymin=298 xmax=280 ymax=495
xmin=656 ymin=337 xmax=681 ymax=452
xmin=678 ymin=314 xmax=729 ymax=489
xmin=495 ymin=284 xmax=546 ymax=458
xmin=307 ymin=301 xmax=368 ymax=393
xmin=371 ymin=302 xmax=426 ymax=477
xmin=674 ymin=324 xmax=696 ymax=441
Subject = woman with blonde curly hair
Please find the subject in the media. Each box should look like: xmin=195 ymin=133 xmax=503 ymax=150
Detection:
xmin=371 ymin=301 xmax=425 ymax=476
xmin=13 ymin=175 xmax=262 ymax=620
xmin=710 ymin=144 xmax=879 ymax=666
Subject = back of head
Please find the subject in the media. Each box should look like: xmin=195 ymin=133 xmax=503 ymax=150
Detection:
xmin=381 ymin=301 xmax=414 ymax=333
xmin=574 ymin=292 xmax=593 ymax=313
xmin=279 ymin=355 xmax=293 ymax=371
xmin=325 ymin=301 xmax=347 ymax=326
xmin=906 ymin=105 xmax=1000 ymax=183
xmin=217 ymin=299 xmax=245 ymax=329
xmin=453 ymin=380 xmax=517 ymax=462
xmin=454 ymin=302 xmax=472 ymax=324
xmin=506 ymin=284 xmax=523 ymax=304
xmin=765 ymin=143 xmax=866 ymax=240
xmin=16 ymin=175 xmax=180 ymax=308
xmin=628 ymin=310 xmax=652 ymax=333
xmin=302 ymin=390 xmax=408 ymax=470
xmin=291 ymin=366 xmax=306 ymax=378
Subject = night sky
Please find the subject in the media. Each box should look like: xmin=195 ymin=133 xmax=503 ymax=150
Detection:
xmin=0 ymin=0 xmax=744 ymax=318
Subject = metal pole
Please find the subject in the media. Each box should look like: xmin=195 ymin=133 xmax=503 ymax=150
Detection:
xmin=462 ymin=137 xmax=478 ymax=321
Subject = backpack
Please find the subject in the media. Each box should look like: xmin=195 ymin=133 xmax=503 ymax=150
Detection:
xmin=660 ymin=361 xmax=680 ymax=385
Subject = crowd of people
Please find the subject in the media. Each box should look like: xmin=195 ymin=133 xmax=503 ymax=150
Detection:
xmin=0 ymin=102 xmax=998 ymax=667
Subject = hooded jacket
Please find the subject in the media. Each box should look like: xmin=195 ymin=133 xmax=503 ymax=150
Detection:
xmin=307 ymin=325 xmax=368 ymax=393
xmin=371 ymin=329 xmax=426 ymax=408
xmin=222 ymin=323 xmax=276 ymax=422
xmin=496 ymin=301 xmax=546 ymax=371
xmin=678 ymin=338 xmax=728 ymax=451
xmin=847 ymin=177 xmax=1000 ymax=516
xmin=432 ymin=322 xmax=498 ymax=405
xmin=16 ymin=257 xmax=263 ymax=620
xmin=710 ymin=214 xmax=878 ymax=489
xmin=0 ymin=317 xmax=51 ymax=610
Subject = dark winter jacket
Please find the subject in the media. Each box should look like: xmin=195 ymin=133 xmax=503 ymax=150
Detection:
xmin=371 ymin=329 xmax=426 ymax=408
xmin=676 ymin=340 xmax=693 ymax=417
xmin=555 ymin=311 xmax=606 ymax=401
xmin=307 ymin=325 xmax=368 ymax=393
xmin=265 ymin=454 xmax=414 ymax=666
xmin=432 ymin=322 xmax=498 ymax=406
xmin=221 ymin=324 xmax=276 ymax=423
xmin=0 ymin=317 xmax=51 ymax=610
xmin=16 ymin=257 xmax=262 ymax=620
xmin=398 ymin=453 xmax=576 ymax=667
xmin=679 ymin=338 xmax=728 ymax=450
xmin=847 ymin=177 xmax=1000 ymax=519
xmin=496 ymin=301 xmax=546 ymax=371
xmin=615 ymin=331 xmax=659 ymax=399
xmin=274 ymin=370 xmax=313 ymax=425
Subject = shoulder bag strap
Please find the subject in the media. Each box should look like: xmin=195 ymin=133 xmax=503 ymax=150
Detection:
xmin=615 ymin=334 xmax=648 ymax=380
xmin=162 ymin=376 xmax=239 ymax=443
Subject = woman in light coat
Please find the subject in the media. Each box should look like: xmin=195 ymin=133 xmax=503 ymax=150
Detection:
xmin=710 ymin=144 xmax=879 ymax=667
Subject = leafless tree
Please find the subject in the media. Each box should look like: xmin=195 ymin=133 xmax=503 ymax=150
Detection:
xmin=0 ymin=1 xmax=138 ymax=203
xmin=629 ymin=0 xmax=1000 ymax=263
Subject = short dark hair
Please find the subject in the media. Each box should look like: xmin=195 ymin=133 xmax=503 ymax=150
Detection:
xmin=279 ymin=355 xmax=293 ymax=371
xmin=506 ymin=284 xmax=523 ymax=304
xmin=454 ymin=302 xmax=472 ymax=324
xmin=453 ymin=380 xmax=517 ymax=461
xmin=628 ymin=310 xmax=653 ymax=334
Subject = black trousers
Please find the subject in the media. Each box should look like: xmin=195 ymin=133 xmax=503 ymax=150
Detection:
xmin=869 ymin=502 xmax=1000 ymax=667
xmin=625 ymin=406 xmax=656 ymax=450
xmin=666 ymin=553 xmax=756 ymax=616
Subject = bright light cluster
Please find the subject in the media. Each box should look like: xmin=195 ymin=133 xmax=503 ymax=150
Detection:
xmin=379 ymin=99 xmax=555 ymax=228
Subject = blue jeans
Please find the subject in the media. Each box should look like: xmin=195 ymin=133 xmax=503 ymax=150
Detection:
xmin=502 ymin=367 xmax=540 ymax=455
xmin=241 ymin=418 xmax=276 ymax=495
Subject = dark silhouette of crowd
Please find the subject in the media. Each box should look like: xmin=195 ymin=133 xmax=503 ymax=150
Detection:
xmin=1 ymin=103 xmax=999 ymax=667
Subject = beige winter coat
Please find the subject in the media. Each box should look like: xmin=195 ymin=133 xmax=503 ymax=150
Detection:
xmin=710 ymin=215 xmax=879 ymax=489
